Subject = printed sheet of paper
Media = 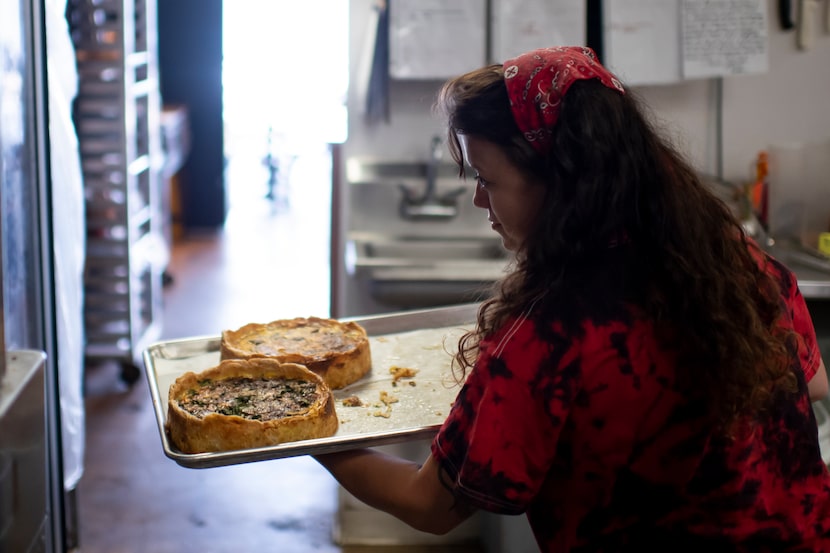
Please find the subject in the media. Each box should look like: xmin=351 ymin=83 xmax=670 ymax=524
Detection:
xmin=681 ymin=0 xmax=769 ymax=79
xmin=491 ymin=0 xmax=586 ymax=62
xmin=603 ymin=0 xmax=683 ymax=85
xmin=389 ymin=0 xmax=487 ymax=79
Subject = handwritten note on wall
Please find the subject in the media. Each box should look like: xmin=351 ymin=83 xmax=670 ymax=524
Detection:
xmin=603 ymin=0 xmax=768 ymax=85
xmin=603 ymin=0 xmax=682 ymax=85
xmin=491 ymin=0 xmax=586 ymax=63
xmin=681 ymin=0 xmax=768 ymax=79
xmin=389 ymin=0 xmax=487 ymax=80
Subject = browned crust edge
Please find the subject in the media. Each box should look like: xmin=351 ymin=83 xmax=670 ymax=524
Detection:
xmin=218 ymin=317 xmax=371 ymax=389
xmin=165 ymin=358 xmax=338 ymax=454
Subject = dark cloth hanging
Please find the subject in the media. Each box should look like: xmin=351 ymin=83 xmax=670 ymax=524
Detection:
xmin=365 ymin=0 xmax=390 ymax=125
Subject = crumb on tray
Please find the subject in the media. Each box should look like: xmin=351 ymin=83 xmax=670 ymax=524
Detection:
xmin=342 ymin=395 xmax=364 ymax=407
xmin=379 ymin=390 xmax=398 ymax=405
xmin=369 ymin=390 xmax=398 ymax=418
xmin=389 ymin=366 xmax=419 ymax=386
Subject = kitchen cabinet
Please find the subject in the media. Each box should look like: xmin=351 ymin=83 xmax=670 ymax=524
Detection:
xmin=0 ymin=351 xmax=49 ymax=552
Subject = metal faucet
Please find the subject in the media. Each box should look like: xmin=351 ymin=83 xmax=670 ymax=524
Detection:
xmin=399 ymin=135 xmax=466 ymax=220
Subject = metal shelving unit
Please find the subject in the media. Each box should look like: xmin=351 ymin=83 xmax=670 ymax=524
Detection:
xmin=67 ymin=0 xmax=165 ymax=382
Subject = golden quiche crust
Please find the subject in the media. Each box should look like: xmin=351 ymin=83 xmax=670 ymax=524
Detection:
xmin=166 ymin=358 xmax=338 ymax=454
xmin=219 ymin=317 xmax=371 ymax=389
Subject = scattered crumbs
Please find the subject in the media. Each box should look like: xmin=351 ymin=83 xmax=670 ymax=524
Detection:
xmin=379 ymin=390 xmax=398 ymax=405
xmin=435 ymin=411 xmax=443 ymax=417
xmin=341 ymin=395 xmax=364 ymax=407
xmin=408 ymin=381 xmax=416 ymax=387
xmin=375 ymin=336 xmax=389 ymax=343
xmin=369 ymin=390 xmax=398 ymax=418
xmin=389 ymin=366 xmax=419 ymax=385
xmin=421 ymin=344 xmax=443 ymax=350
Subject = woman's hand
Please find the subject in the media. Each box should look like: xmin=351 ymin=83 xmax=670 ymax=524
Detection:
xmin=312 ymin=449 xmax=475 ymax=535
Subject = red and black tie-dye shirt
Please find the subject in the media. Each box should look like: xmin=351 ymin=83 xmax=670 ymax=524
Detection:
xmin=432 ymin=252 xmax=830 ymax=552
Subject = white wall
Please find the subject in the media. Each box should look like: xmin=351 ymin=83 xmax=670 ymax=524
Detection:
xmin=720 ymin=25 xmax=830 ymax=180
xmin=345 ymin=0 xmax=830 ymax=185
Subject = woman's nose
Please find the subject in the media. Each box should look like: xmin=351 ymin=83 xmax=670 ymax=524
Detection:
xmin=472 ymin=184 xmax=489 ymax=209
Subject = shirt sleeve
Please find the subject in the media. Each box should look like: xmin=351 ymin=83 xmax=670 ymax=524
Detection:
xmin=431 ymin=317 xmax=576 ymax=515
xmin=787 ymin=280 xmax=821 ymax=383
xmin=765 ymin=247 xmax=822 ymax=382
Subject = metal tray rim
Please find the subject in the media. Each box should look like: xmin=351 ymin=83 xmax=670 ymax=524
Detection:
xmin=142 ymin=303 xmax=479 ymax=469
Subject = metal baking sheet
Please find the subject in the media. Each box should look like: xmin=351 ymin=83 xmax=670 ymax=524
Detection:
xmin=142 ymin=303 xmax=478 ymax=469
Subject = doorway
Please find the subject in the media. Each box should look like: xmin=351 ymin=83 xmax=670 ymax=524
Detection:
xmin=221 ymin=1 xmax=349 ymax=318
xmin=222 ymin=1 xmax=348 ymax=210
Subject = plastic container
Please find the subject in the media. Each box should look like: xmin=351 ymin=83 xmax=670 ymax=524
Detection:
xmin=767 ymin=139 xmax=830 ymax=249
xmin=802 ymin=140 xmax=830 ymax=250
xmin=820 ymin=233 xmax=830 ymax=256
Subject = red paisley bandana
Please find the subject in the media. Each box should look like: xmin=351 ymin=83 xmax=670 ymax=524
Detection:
xmin=503 ymin=46 xmax=625 ymax=152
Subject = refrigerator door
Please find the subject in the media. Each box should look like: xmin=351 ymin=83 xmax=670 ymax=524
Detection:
xmin=0 ymin=0 xmax=46 ymax=359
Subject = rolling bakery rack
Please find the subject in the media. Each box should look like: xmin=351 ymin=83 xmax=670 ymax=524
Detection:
xmin=67 ymin=0 xmax=166 ymax=383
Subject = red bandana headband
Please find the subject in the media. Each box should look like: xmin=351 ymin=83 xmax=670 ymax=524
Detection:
xmin=503 ymin=46 xmax=625 ymax=153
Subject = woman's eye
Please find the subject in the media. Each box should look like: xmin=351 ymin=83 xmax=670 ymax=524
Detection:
xmin=474 ymin=174 xmax=488 ymax=187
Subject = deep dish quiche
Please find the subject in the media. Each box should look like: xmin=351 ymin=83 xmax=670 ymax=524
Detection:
xmin=220 ymin=317 xmax=371 ymax=389
xmin=166 ymin=358 xmax=338 ymax=454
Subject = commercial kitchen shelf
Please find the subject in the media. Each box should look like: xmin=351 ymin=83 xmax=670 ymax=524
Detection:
xmin=67 ymin=0 xmax=165 ymax=383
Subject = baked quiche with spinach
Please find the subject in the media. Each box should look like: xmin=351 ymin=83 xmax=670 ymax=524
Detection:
xmin=166 ymin=358 xmax=338 ymax=454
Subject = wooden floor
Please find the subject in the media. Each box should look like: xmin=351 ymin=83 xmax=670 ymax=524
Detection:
xmin=76 ymin=145 xmax=485 ymax=553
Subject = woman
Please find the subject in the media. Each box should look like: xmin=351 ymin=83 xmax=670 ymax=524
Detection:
xmin=314 ymin=46 xmax=830 ymax=551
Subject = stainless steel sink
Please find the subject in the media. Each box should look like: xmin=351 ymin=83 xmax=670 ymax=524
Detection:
xmin=346 ymin=159 xmax=459 ymax=184
xmin=344 ymin=156 xmax=507 ymax=308
xmin=346 ymin=234 xmax=509 ymax=282
xmin=347 ymin=157 xmax=468 ymax=221
xmin=345 ymin=234 xmax=509 ymax=308
xmin=359 ymin=236 xmax=506 ymax=262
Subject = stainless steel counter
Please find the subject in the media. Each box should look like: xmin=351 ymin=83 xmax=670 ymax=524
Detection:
xmin=796 ymin=270 xmax=830 ymax=300
xmin=767 ymin=244 xmax=830 ymax=300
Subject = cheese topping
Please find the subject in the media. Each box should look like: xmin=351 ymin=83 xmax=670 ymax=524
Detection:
xmin=177 ymin=377 xmax=319 ymax=421
xmin=239 ymin=323 xmax=362 ymax=357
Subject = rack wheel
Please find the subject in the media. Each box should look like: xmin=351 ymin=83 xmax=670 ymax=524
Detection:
xmin=120 ymin=362 xmax=142 ymax=385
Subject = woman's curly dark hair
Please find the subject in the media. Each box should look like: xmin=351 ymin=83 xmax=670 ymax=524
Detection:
xmin=435 ymin=64 xmax=796 ymax=432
